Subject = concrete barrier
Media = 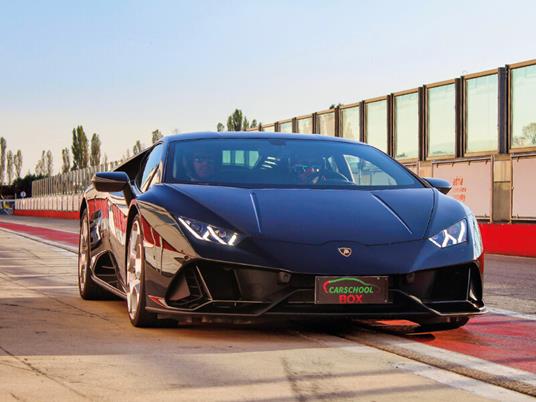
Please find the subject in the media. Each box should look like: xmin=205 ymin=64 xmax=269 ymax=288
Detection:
xmin=480 ymin=223 xmax=536 ymax=258
xmin=15 ymin=196 xmax=81 ymax=220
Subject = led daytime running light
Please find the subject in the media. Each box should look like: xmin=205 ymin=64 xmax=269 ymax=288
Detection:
xmin=178 ymin=217 xmax=240 ymax=246
xmin=429 ymin=219 xmax=467 ymax=248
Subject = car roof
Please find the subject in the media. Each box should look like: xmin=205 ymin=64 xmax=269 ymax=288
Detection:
xmin=162 ymin=131 xmax=363 ymax=144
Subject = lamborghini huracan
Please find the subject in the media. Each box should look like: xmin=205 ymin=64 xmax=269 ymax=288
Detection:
xmin=78 ymin=132 xmax=485 ymax=330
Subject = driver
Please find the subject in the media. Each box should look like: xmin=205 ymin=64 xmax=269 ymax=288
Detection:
xmin=290 ymin=151 xmax=325 ymax=184
xmin=183 ymin=147 xmax=219 ymax=182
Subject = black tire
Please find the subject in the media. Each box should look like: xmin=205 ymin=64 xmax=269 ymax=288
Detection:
xmin=414 ymin=317 xmax=469 ymax=333
xmin=125 ymin=215 xmax=160 ymax=327
xmin=78 ymin=209 xmax=106 ymax=299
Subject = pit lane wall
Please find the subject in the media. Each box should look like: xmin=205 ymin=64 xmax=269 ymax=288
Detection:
xmin=15 ymin=195 xmax=82 ymax=220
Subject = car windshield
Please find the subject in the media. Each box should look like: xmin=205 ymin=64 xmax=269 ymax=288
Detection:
xmin=165 ymin=138 xmax=422 ymax=189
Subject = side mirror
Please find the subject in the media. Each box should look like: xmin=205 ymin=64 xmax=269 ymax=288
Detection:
xmin=92 ymin=171 xmax=131 ymax=193
xmin=423 ymin=177 xmax=452 ymax=195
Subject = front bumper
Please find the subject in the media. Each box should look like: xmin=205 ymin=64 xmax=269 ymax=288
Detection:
xmin=146 ymin=260 xmax=485 ymax=320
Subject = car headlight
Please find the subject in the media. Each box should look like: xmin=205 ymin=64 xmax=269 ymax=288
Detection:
xmin=429 ymin=219 xmax=467 ymax=248
xmin=178 ymin=217 xmax=240 ymax=246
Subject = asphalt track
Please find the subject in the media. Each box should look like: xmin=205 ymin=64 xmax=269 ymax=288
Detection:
xmin=0 ymin=215 xmax=535 ymax=401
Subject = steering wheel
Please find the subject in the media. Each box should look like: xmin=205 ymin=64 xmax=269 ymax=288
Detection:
xmin=318 ymin=170 xmax=352 ymax=184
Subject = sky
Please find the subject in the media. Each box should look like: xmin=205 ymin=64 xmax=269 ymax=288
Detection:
xmin=1 ymin=0 xmax=535 ymax=175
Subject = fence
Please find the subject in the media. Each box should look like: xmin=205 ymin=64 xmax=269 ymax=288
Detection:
xmin=31 ymin=161 xmax=122 ymax=198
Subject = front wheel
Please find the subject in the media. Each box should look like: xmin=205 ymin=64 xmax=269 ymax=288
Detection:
xmin=126 ymin=216 xmax=159 ymax=327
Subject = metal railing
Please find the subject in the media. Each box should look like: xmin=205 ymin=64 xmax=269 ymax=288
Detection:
xmin=32 ymin=161 xmax=122 ymax=197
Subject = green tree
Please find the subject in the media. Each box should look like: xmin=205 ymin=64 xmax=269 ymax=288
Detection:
xmin=227 ymin=109 xmax=245 ymax=131
xmin=152 ymin=129 xmax=163 ymax=144
xmin=217 ymin=109 xmax=257 ymax=132
xmin=14 ymin=150 xmax=22 ymax=179
xmin=35 ymin=150 xmax=46 ymax=176
xmin=250 ymin=119 xmax=258 ymax=128
xmin=12 ymin=173 xmax=46 ymax=197
xmin=46 ymin=150 xmax=53 ymax=176
xmin=216 ymin=123 xmax=225 ymax=132
xmin=61 ymin=148 xmax=70 ymax=173
xmin=0 ymin=137 xmax=6 ymax=185
xmin=71 ymin=125 xmax=89 ymax=170
xmin=6 ymin=150 xmax=13 ymax=184
xmin=133 ymin=140 xmax=143 ymax=155
xmin=90 ymin=133 xmax=101 ymax=166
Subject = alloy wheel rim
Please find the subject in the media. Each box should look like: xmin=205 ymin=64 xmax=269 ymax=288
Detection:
xmin=78 ymin=217 xmax=88 ymax=289
xmin=127 ymin=220 xmax=142 ymax=320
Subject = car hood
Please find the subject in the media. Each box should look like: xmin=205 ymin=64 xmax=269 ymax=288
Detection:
xmin=164 ymin=184 xmax=436 ymax=246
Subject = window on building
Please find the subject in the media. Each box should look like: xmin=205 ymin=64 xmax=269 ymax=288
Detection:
xmin=365 ymin=100 xmax=387 ymax=152
xmin=297 ymin=117 xmax=313 ymax=134
xmin=511 ymin=64 xmax=536 ymax=149
xmin=394 ymin=92 xmax=419 ymax=159
xmin=279 ymin=121 xmax=293 ymax=133
xmin=341 ymin=106 xmax=360 ymax=141
xmin=317 ymin=112 xmax=335 ymax=136
xmin=465 ymin=74 xmax=498 ymax=153
xmin=427 ymin=84 xmax=456 ymax=158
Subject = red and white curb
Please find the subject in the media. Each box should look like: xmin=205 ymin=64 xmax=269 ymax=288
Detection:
xmin=297 ymin=332 xmax=534 ymax=401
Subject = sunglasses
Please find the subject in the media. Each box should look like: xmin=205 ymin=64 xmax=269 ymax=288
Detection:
xmin=292 ymin=163 xmax=322 ymax=174
xmin=193 ymin=155 xmax=215 ymax=163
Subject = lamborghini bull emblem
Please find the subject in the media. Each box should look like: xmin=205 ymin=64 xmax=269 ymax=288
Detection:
xmin=338 ymin=247 xmax=352 ymax=257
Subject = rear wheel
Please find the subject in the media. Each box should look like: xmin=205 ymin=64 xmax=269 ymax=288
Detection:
xmin=126 ymin=216 xmax=159 ymax=327
xmin=78 ymin=209 xmax=106 ymax=299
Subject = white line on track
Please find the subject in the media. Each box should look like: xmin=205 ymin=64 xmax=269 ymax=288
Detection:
xmin=488 ymin=307 xmax=536 ymax=321
xmin=396 ymin=361 xmax=534 ymax=402
xmin=297 ymin=332 xmax=534 ymax=402
xmin=0 ymin=226 xmax=77 ymax=254
xmin=350 ymin=331 xmax=536 ymax=389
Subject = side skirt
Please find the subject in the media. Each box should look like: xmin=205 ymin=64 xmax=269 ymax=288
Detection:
xmin=91 ymin=274 xmax=127 ymax=300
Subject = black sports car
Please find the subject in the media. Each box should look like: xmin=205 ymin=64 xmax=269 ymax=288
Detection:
xmin=78 ymin=132 xmax=485 ymax=330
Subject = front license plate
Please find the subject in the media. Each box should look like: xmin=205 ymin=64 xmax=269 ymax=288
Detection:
xmin=315 ymin=276 xmax=389 ymax=304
